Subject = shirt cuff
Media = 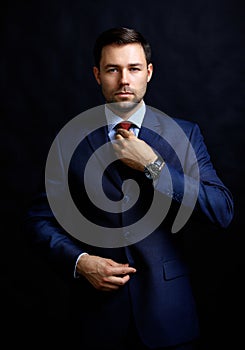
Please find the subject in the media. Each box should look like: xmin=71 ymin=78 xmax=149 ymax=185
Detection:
xmin=74 ymin=252 xmax=88 ymax=278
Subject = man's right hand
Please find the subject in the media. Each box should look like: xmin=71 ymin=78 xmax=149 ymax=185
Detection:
xmin=76 ymin=254 xmax=137 ymax=292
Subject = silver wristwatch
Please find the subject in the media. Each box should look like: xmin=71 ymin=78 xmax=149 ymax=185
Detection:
xmin=144 ymin=156 xmax=165 ymax=181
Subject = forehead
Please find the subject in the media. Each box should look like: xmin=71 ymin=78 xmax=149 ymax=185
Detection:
xmin=100 ymin=43 xmax=146 ymax=66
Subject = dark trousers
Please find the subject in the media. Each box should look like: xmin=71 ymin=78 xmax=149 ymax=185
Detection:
xmin=68 ymin=295 xmax=201 ymax=350
xmin=95 ymin=314 xmax=201 ymax=350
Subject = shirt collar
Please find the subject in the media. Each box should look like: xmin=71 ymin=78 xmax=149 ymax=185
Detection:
xmin=105 ymin=102 xmax=146 ymax=133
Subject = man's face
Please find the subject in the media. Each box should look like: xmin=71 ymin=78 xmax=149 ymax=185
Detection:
xmin=93 ymin=43 xmax=153 ymax=110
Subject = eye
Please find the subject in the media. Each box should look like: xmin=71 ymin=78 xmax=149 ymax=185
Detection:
xmin=130 ymin=67 xmax=140 ymax=72
xmin=107 ymin=68 xmax=118 ymax=73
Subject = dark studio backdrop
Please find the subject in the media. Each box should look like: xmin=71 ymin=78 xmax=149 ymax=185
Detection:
xmin=1 ymin=0 xmax=244 ymax=348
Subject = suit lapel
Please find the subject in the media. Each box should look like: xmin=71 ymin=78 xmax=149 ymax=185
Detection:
xmin=140 ymin=106 xmax=182 ymax=163
xmin=140 ymin=107 xmax=168 ymax=157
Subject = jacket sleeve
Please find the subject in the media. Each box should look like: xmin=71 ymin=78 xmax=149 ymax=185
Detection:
xmin=24 ymin=190 xmax=85 ymax=280
xmin=154 ymin=123 xmax=234 ymax=229
xmin=23 ymin=133 xmax=85 ymax=280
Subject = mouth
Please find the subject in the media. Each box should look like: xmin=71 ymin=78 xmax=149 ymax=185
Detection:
xmin=115 ymin=91 xmax=134 ymax=97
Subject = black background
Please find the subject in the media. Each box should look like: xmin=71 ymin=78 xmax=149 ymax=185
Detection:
xmin=1 ymin=0 xmax=244 ymax=348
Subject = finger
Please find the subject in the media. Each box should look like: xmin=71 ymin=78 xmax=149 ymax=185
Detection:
xmin=110 ymin=266 xmax=137 ymax=275
xmin=105 ymin=274 xmax=131 ymax=286
xmin=116 ymin=129 xmax=134 ymax=138
xmin=115 ymin=133 xmax=124 ymax=140
xmin=102 ymin=265 xmax=136 ymax=278
xmin=108 ymin=275 xmax=130 ymax=287
xmin=98 ymin=275 xmax=131 ymax=291
xmin=106 ymin=259 xmax=129 ymax=267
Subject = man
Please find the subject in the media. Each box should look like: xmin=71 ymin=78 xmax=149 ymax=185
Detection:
xmin=25 ymin=27 xmax=234 ymax=349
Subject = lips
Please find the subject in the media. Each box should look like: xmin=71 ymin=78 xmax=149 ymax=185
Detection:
xmin=115 ymin=91 xmax=133 ymax=95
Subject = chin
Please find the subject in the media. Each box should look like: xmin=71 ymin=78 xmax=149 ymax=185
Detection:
xmin=109 ymin=100 xmax=139 ymax=113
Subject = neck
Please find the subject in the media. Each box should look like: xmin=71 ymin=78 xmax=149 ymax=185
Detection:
xmin=106 ymin=100 xmax=143 ymax=120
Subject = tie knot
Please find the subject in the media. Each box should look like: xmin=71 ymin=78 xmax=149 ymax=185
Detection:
xmin=116 ymin=121 xmax=132 ymax=131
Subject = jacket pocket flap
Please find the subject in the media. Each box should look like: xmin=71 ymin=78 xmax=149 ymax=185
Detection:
xmin=163 ymin=259 xmax=189 ymax=280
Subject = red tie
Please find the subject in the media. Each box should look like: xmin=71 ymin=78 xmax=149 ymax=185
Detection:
xmin=116 ymin=121 xmax=132 ymax=131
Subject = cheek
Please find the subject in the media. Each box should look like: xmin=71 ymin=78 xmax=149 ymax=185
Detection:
xmin=134 ymin=74 xmax=149 ymax=84
xmin=101 ymin=83 xmax=115 ymax=97
xmin=101 ymin=77 xmax=117 ymax=88
xmin=134 ymin=77 xmax=148 ymax=90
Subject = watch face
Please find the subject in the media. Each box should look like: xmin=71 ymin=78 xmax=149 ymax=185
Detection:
xmin=145 ymin=163 xmax=160 ymax=180
xmin=150 ymin=164 xmax=160 ymax=172
xmin=144 ymin=157 xmax=164 ymax=180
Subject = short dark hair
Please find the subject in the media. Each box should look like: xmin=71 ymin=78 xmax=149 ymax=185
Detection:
xmin=93 ymin=27 xmax=152 ymax=68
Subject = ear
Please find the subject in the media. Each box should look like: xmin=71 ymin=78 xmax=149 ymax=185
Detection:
xmin=147 ymin=63 xmax=153 ymax=82
xmin=93 ymin=66 xmax=101 ymax=85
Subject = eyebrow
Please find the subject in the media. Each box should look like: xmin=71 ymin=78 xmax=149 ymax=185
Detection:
xmin=104 ymin=63 xmax=144 ymax=69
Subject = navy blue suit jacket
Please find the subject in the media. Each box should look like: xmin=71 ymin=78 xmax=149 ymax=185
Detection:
xmin=25 ymin=105 xmax=234 ymax=348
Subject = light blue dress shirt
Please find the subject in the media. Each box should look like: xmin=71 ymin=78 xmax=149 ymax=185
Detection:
xmin=105 ymin=102 xmax=146 ymax=140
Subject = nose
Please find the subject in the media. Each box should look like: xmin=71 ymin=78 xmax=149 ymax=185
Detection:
xmin=119 ymin=69 xmax=129 ymax=85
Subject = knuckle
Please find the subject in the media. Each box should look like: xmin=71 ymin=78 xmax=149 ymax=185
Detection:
xmin=104 ymin=267 xmax=110 ymax=275
xmin=99 ymin=281 xmax=107 ymax=288
xmin=120 ymin=276 xmax=128 ymax=284
xmin=119 ymin=279 xmax=125 ymax=285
